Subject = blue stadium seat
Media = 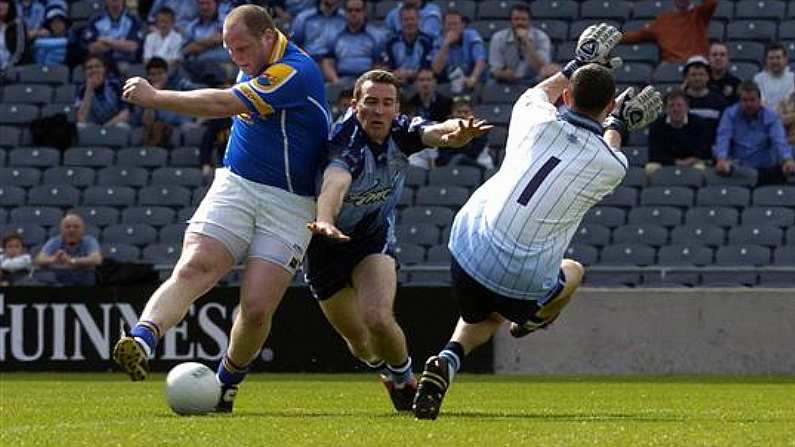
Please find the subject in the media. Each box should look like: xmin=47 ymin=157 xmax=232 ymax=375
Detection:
xmin=77 ymin=124 xmax=130 ymax=147
xmin=788 ymin=226 xmax=795 ymax=244
xmin=97 ymin=166 xmax=149 ymax=187
xmin=555 ymin=41 xmax=576 ymax=63
xmin=42 ymin=167 xmax=95 ymax=187
xmin=670 ymin=224 xmax=725 ymax=247
xmin=82 ymin=186 xmax=136 ymax=206
xmin=0 ymin=167 xmax=41 ymax=187
xmin=138 ymin=186 xmax=192 ymax=207
xmin=0 ymin=185 xmax=26 ymax=206
xmin=627 ymin=206 xmax=682 ymax=227
xmin=408 ymin=271 xmax=452 ymax=286
xmin=648 ymin=166 xmax=704 ymax=188
xmin=0 ymin=104 xmax=39 ymax=125
xmin=102 ymin=224 xmax=158 ymax=246
xmin=121 ymin=206 xmax=176 ymax=227
xmin=69 ymin=206 xmax=119 ymax=227
xmin=8 ymin=147 xmax=60 ymax=167
xmin=400 ymin=206 xmax=455 ymax=227
xmin=101 ymin=243 xmax=141 ymax=262
xmin=640 ymin=186 xmax=694 ymax=207
xmin=532 ymin=0 xmax=578 ymax=20
xmin=728 ymin=225 xmax=784 ymax=247
xmin=10 ymin=206 xmax=63 ymax=227
xmin=572 ymin=223 xmax=611 ymax=246
xmin=395 ymin=243 xmax=425 ymax=265
xmin=658 ymin=244 xmax=713 ymax=266
xmin=374 ymin=0 xmax=397 ymax=20
xmin=2 ymin=84 xmax=53 ymax=104
xmin=598 ymin=185 xmax=638 ymax=207
xmin=116 ymin=146 xmax=169 ymax=167
xmin=622 ymin=19 xmax=649 ymax=33
xmin=627 ymin=130 xmax=649 ymax=146
xmin=696 ymin=186 xmax=751 ymax=207
xmin=599 ymin=243 xmax=656 ymax=265
xmin=565 ymin=244 xmax=599 ymax=266
xmin=69 ymin=0 xmax=104 ymax=21
xmin=583 ymin=206 xmax=626 ymax=228
xmin=752 ymin=185 xmax=795 ymax=206
xmin=703 ymin=166 xmax=758 ymax=187
xmin=437 ymin=0 xmax=477 ymax=17
xmin=476 ymin=0 xmax=524 ymax=19
xmin=579 ymin=0 xmax=631 ymax=21
xmin=169 ymin=147 xmax=201 ymax=166
xmin=742 ymin=207 xmax=795 ymax=228
xmin=27 ymin=184 xmax=80 ymax=206
xmin=395 ymin=223 xmax=440 ymax=246
xmin=415 ymin=185 xmax=469 ymax=207
xmin=685 ymin=206 xmax=739 ymax=228
xmin=159 ymin=224 xmax=187 ymax=244
xmin=150 ymin=167 xmax=204 ymax=187
xmin=612 ymin=224 xmax=668 ymax=247
xmin=142 ymin=243 xmax=182 ymax=264
xmin=63 ymin=146 xmax=115 ymax=167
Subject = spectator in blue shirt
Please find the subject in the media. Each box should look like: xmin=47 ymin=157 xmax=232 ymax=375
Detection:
xmin=183 ymin=0 xmax=228 ymax=62
xmin=82 ymin=0 xmax=143 ymax=65
xmin=383 ymin=4 xmax=433 ymax=85
xmin=385 ymin=0 xmax=441 ymax=42
xmin=35 ymin=213 xmax=103 ymax=287
xmin=17 ymin=0 xmax=44 ymax=39
xmin=715 ymin=81 xmax=795 ymax=185
xmin=289 ymin=0 xmax=345 ymax=60
xmin=146 ymin=0 xmax=198 ymax=33
xmin=431 ymin=9 xmax=486 ymax=93
xmin=75 ymin=55 xmax=130 ymax=127
xmin=321 ymin=0 xmax=384 ymax=84
xmin=32 ymin=2 xmax=68 ymax=65
xmin=134 ymin=57 xmax=197 ymax=146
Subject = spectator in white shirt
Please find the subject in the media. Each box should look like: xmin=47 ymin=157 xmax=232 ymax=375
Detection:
xmin=753 ymin=42 xmax=795 ymax=112
xmin=1 ymin=232 xmax=33 ymax=286
xmin=143 ymin=6 xmax=183 ymax=65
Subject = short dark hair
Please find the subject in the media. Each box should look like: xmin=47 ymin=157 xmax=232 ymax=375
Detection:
xmin=156 ymin=6 xmax=175 ymax=18
xmin=765 ymin=42 xmax=787 ymax=58
xmin=224 ymin=4 xmax=275 ymax=37
xmin=737 ymin=80 xmax=761 ymax=97
xmin=570 ymin=64 xmax=615 ymax=116
xmin=510 ymin=3 xmax=531 ymax=17
xmin=400 ymin=4 xmax=419 ymax=16
xmin=2 ymin=232 xmax=24 ymax=248
xmin=146 ymin=57 xmax=168 ymax=72
xmin=353 ymin=69 xmax=401 ymax=100
xmin=665 ymin=89 xmax=689 ymax=105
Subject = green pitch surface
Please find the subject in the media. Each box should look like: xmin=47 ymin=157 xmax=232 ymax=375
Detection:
xmin=2 ymin=374 xmax=794 ymax=446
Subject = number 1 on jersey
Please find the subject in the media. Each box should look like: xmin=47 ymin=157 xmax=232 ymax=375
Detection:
xmin=517 ymin=156 xmax=561 ymax=206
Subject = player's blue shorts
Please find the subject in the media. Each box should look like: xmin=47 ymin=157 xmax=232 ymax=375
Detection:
xmin=304 ymin=227 xmax=396 ymax=300
xmin=450 ymin=256 xmax=566 ymax=325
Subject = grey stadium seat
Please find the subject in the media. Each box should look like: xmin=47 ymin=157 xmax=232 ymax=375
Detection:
xmin=579 ymin=0 xmax=631 ymax=20
xmin=82 ymin=186 xmax=136 ymax=206
xmin=1 ymin=223 xmax=47 ymax=245
xmin=0 ymin=104 xmax=39 ymax=125
xmin=536 ymin=20 xmax=569 ymax=42
xmin=599 ymin=243 xmax=656 ymax=265
xmin=752 ymin=185 xmax=795 ymax=206
xmin=728 ymin=62 xmax=761 ymax=81
xmin=742 ymin=207 xmax=794 ymax=228
xmin=0 ymin=186 xmax=26 ymax=206
xmin=715 ymin=244 xmax=770 ymax=266
xmin=788 ymin=226 xmax=795 ymax=244
xmin=405 ymin=165 xmax=427 ymax=188
xmin=97 ymin=166 xmax=149 ymax=187
xmin=648 ymin=166 xmax=704 ymax=188
xmin=640 ymin=186 xmax=694 ymax=207
xmin=101 ymin=243 xmax=141 ymax=262
xmin=480 ymin=83 xmax=524 ymax=104
xmin=487 ymin=126 xmax=508 ymax=148
xmin=160 ymin=224 xmax=187 ymax=244
xmin=180 ymin=126 xmax=205 ymax=146
xmin=438 ymin=0 xmax=477 ymax=17
xmin=12 ymin=64 xmax=70 ymax=84
xmin=150 ymin=167 xmax=204 ymax=187
xmin=696 ymin=186 xmax=751 ymax=207
xmin=726 ymin=20 xmax=778 ymax=42
xmin=0 ymin=167 xmax=41 ymax=187
xmin=8 ymin=147 xmax=60 ymax=167
xmin=0 ymin=148 xmax=4 ymax=166
xmin=532 ymin=0 xmax=578 ymax=20
xmin=102 ymin=224 xmax=158 ymax=246
xmin=170 ymin=147 xmax=201 ymax=166
xmin=583 ymin=206 xmax=626 ymax=228
xmin=612 ymin=224 xmax=668 ymax=247
xmin=176 ymin=207 xmax=196 ymax=223
xmin=735 ymin=1 xmax=786 ymax=20
xmin=658 ymin=244 xmax=714 ymax=266
xmin=572 ymin=223 xmax=611 ymax=246
xmin=43 ymin=167 xmax=95 ymax=187
xmin=726 ymin=40 xmax=766 ymax=63
xmin=122 ymin=206 xmax=176 ymax=227
xmin=469 ymin=20 xmax=506 ymax=41
xmin=565 ymin=244 xmax=599 ymax=266
xmin=394 ymin=243 xmax=425 ymax=265
xmin=708 ymin=21 xmax=725 ymax=41
xmin=685 ymin=206 xmax=739 ymax=227
xmin=0 ymin=208 xmax=6 ymax=224
xmin=476 ymin=0 xmax=524 ymax=19
xmin=408 ymin=271 xmax=451 ymax=286
xmin=54 ymin=84 xmax=77 ymax=103
xmin=426 ymin=244 xmax=451 ymax=265
xmin=781 ymin=20 xmax=795 ymax=40
xmin=2 ymin=84 xmax=53 ymax=104
xmin=728 ymin=225 xmax=784 ymax=247
xmin=0 ymin=126 xmax=21 ymax=147
xmin=70 ymin=206 xmax=119 ymax=227
xmin=631 ymin=0 xmax=670 ymax=19
xmin=395 ymin=223 xmax=439 ymax=246
xmin=192 ymin=186 xmax=209 ymax=205
xmin=670 ymin=224 xmax=725 ymax=247
xmin=415 ymin=186 xmax=469 ymax=207
xmin=41 ymin=104 xmax=76 ymax=122
xmin=63 ymin=146 xmax=115 ymax=167
xmin=621 ymin=166 xmax=646 ymax=188
xmin=400 ymin=206 xmax=455 ymax=227
xmin=703 ymin=166 xmax=758 ymax=187
xmin=773 ymin=246 xmax=795 ymax=265
xmin=473 ymin=104 xmax=511 ymax=126
xmin=138 ymin=186 xmax=192 ymax=207
xmin=627 ymin=130 xmax=649 ymax=146
xmin=10 ymin=206 xmax=63 ymax=227
xmin=613 ymin=43 xmax=660 ymax=63
xmin=77 ymin=124 xmax=129 ymax=147
xmin=116 ymin=146 xmax=168 ymax=167
xmin=428 ymin=165 xmax=481 ymax=188
xmin=627 ymin=206 xmax=682 ymax=227
xmin=653 ymin=62 xmax=683 ymax=83
xmin=598 ymin=186 xmax=638 ymax=207
xmin=27 ymin=184 xmax=80 ymax=206
xmin=712 ymin=1 xmax=735 ymax=20
xmin=142 ymin=243 xmax=182 ymax=264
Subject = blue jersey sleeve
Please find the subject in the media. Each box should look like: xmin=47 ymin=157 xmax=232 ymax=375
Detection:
xmin=392 ymin=114 xmax=429 ymax=155
xmin=232 ymin=62 xmax=304 ymax=117
xmin=327 ymin=110 xmax=365 ymax=177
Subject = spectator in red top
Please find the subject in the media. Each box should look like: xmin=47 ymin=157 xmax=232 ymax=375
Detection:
xmin=621 ymin=0 xmax=718 ymax=63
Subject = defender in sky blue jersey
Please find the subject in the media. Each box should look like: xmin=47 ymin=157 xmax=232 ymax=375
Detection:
xmin=112 ymin=5 xmax=332 ymax=414
xmin=304 ymin=70 xmax=491 ymax=412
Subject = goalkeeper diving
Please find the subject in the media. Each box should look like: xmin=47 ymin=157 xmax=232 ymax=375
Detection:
xmin=411 ymin=23 xmax=663 ymax=420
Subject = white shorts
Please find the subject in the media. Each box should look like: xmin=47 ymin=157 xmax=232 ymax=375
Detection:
xmin=187 ymin=168 xmax=316 ymax=273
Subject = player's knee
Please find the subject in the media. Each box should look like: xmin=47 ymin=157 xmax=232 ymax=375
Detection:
xmin=562 ymin=259 xmax=585 ymax=285
xmin=361 ymin=308 xmax=395 ymax=335
xmin=173 ymin=256 xmax=218 ymax=286
xmin=239 ymin=294 xmax=280 ymax=327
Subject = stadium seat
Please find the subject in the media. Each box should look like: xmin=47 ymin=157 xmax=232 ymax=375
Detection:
xmin=685 ymin=206 xmax=739 ymax=228
xmin=428 ymin=165 xmax=482 ymax=188
xmin=10 ymin=206 xmax=63 ymax=227
xmin=394 ymin=243 xmax=425 ymax=265
xmin=0 ymin=208 xmax=6 ymax=224
xmin=780 ymin=20 xmax=795 ymax=40
xmin=788 ymin=226 xmax=795 ymax=244
xmin=708 ymin=21 xmax=725 ymax=41
xmin=658 ymin=244 xmax=714 ymax=266
xmin=727 ymin=20 xmax=778 ymax=41
xmin=0 ymin=104 xmax=39 ymax=125
xmin=415 ymin=185 xmax=469 ymax=207
xmin=437 ymin=0 xmax=476 ymax=17
xmin=27 ymin=184 xmax=80 ymax=206
xmin=670 ymin=224 xmax=725 ymax=247
xmin=150 ymin=167 xmax=204 ymax=188
xmin=408 ymin=271 xmax=451 ymax=286
xmin=773 ymin=246 xmax=795 ymax=265
xmin=96 ymin=166 xmax=149 ymax=187
xmin=426 ymin=244 xmax=451 ymax=265
xmin=480 ymin=83 xmax=524 ymax=104
xmin=180 ymin=126 xmax=205 ymax=147
xmin=532 ymin=0 xmax=578 ymax=19
xmin=170 ymin=147 xmax=201 ymax=166
xmin=0 ymin=185 xmax=26 ymax=206
xmin=42 ymin=167 xmax=95 ymax=187
xmin=405 ymin=165 xmax=427 ymax=188
xmin=64 ymin=146 xmax=115 ymax=167
xmin=400 ymin=206 xmax=455 ymax=227
xmin=612 ymin=224 xmax=668 ymax=247
xmin=142 ymin=243 xmax=181 ymax=264
xmin=583 ymin=206 xmax=626 ymax=228
xmin=122 ymin=206 xmax=176 ymax=227
xmin=735 ymin=0 xmax=786 ymax=20
xmin=580 ymin=0 xmax=631 ymax=21
xmin=395 ymin=223 xmax=440 ymax=246
xmin=598 ymin=185 xmax=638 ymax=207
xmin=54 ymin=84 xmax=76 ymax=103
xmin=0 ymin=148 xmax=4 ymax=166
xmin=631 ymin=0 xmax=669 ymax=19
xmin=77 ymin=124 xmax=129 ymax=147
xmin=705 ymin=244 xmax=770 ymax=286
xmin=648 ymin=166 xmax=704 ymax=188
xmin=613 ymin=43 xmax=660 ymax=63
xmin=599 ymin=243 xmax=656 ymax=265
xmin=569 ymin=20 xmax=621 ymax=40
xmin=555 ymin=41 xmax=577 ymax=63
xmin=101 ymin=243 xmax=141 ymax=262
xmin=622 ymin=19 xmax=649 ymax=33
xmin=70 ymin=206 xmax=119 ymax=227
xmin=2 ymin=84 xmax=53 ymax=104
xmin=627 ymin=130 xmax=649 ymax=147
xmin=374 ymin=0 xmax=397 ymax=20
xmin=0 ymin=223 xmax=47 ymax=245
xmin=82 ymin=185 xmax=136 ymax=206
xmin=653 ymin=63 xmax=683 ymax=83
xmin=583 ymin=270 xmax=639 ymax=287
xmin=8 ymin=147 xmax=60 ymax=167
xmin=138 ymin=186 xmax=192 ymax=207
xmin=702 ymin=166 xmax=758 ymax=187
xmin=159 ymin=224 xmax=187 ymax=244
xmin=40 ymin=104 xmax=76 ymax=122
xmin=712 ymin=1 xmax=735 ymax=21
xmin=728 ymin=225 xmax=784 ymax=247
xmin=116 ymin=146 xmax=169 ymax=167
xmin=397 ymin=187 xmax=413 ymax=207
xmin=0 ymin=126 xmax=20 ymax=148
xmin=536 ymin=20 xmax=569 ymax=42
xmin=12 ymin=64 xmax=70 ymax=84
xmin=752 ymin=185 xmax=795 ymax=206
xmin=696 ymin=186 xmax=751 ymax=207
xmin=0 ymin=167 xmax=41 ymax=187
xmin=621 ymin=167 xmax=646 ymax=188
xmin=487 ymin=126 xmax=508 ymax=148
xmin=627 ymin=206 xmax=682 ymax=227
xmin=565 ymin=244 xmax=599 ymax=266
xmin=728 ymin=62 xmax=761 ymax=81
xmin=70 ymin=0 xmax=104 ymax=21
xmin=742 ymin=207 xmax=795 ymax=228
xmin=572 ymin=223 xmax=611 ymax=246
xmin=102 ymin=224 xmax=158 ymax=246
xmin=725 ymin=40 xmax=766 ymax=63
xmin=476 ymin=0 xmax=523 ymax=19
xmin=176 ymin=207 xmax=196 ymax=223
xmin=473 ymin=104 xmax=511 ymax=126
xmin=640 ymin=186 xmax=694 ymax=207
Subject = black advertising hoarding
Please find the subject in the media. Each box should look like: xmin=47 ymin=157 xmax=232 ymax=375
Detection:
xmin=0 ymin=286 xmax=492 ymax=373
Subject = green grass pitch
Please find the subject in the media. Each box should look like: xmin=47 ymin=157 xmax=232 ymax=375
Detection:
xmin=2 ymin=373 xmax=794 ymax=446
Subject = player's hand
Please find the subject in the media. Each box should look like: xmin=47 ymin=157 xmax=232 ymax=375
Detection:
xmin=605 ymin=86 xmax=662 ymax=135
xmin=715 ymin=159 xmax=732 ymax=175
xmin=307 ymin=221 xmax=351 ymax=242
xmin=122 ymin=77 xmax=157 ymax=107
xmin=441 ymin=117 xmax=493 ymax=148
xmin=575 ymin=23 xmax=622 ymax=67
xmin=782 ymin=159 xmax=795 ymax=174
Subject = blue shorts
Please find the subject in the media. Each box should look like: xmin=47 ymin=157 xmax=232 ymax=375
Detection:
xmin=304 ymin=228 xmax=396 ymax=300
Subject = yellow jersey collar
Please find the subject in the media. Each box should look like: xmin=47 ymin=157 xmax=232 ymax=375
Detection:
xmin=267 ymin=30 xmax=288 ymax=65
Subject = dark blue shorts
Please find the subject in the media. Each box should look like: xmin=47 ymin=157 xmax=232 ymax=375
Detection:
xmin=304 ymin=228 xmax=396 ymax=300
xmin=450 ymin=256 xmax=566 ymax=325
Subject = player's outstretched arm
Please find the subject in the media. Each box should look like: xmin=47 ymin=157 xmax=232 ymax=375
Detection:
xmin=307 ymin=166 xmax=352 ymax=242
xmin=122 ymin=77 xmax=248 ymax=118
xmin=603 ymin=86 xmax=662 ymax=150
xmin=421 ymin=117 xmax=493 ymax=148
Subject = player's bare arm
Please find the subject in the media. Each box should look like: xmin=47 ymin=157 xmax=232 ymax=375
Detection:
xmin=421 ymin=117 xmax=493 ymax=148
xmin=307 ymin=166 xmax=352 ymax=242
xmin=122 ymin=77 xmax=249 ymax=118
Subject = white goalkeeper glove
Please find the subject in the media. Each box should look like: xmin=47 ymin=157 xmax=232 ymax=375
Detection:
xmin=603 ymin=86 xmax=663 ymax=141
xmin=562 ymin=23 xmax=623 ymax=78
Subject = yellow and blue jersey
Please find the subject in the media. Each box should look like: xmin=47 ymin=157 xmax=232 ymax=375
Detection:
xmin=228 ymin=31 xmax=332 ymax=197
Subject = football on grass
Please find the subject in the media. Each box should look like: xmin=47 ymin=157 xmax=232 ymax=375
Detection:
xmin=165 ymin=362 xmax=221 ymax=415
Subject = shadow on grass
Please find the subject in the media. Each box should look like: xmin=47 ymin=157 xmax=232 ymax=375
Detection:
xmin=155 ymin=410 xmax=409 ymax=419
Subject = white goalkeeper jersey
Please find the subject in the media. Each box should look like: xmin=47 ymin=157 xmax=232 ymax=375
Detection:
xmin=449 ymin=88 xmax=627 ymax=303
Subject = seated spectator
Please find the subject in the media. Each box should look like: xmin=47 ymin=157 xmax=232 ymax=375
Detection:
xmin=82 ymin=0 xmax=143 ymax=66
xmin=1 ymin=0 xmax=28 ymax=70
xmin=17 ymin=0 xmax=44 ymax=39
xmin=143 ymin=6 xmax=183 ymax=65
xmin=776 ymin=80 xmax=795 ymax=148
xmin=331 ymin=87 xmax=353 ymax=121
xmin=200 ymin=116 xmax=232 ymax=178
xmin=75 ymin=55 xmax=130 ymax=127
xmin=406 ymin=67 xmax=451 ymax=122
xmin=32 ymin=2 xmax=68 ymax=65
xmin=621 ymin=0 xmax=716 ymax=63
xmin=385 ymin=0 xmax=441 ymax=41
xmin=383 ymin=4 xmax=433 ymax=85
xmin=1 ymin=232 xmax=33 ymax=286
xmin=431 ymin=10 xmax=486 ymax=94
xmin=753 ymin=43 xmax=795 ymax=112
xmin=289 ymin=0 xmax=345 ymax=60
xmin=147 ymin=0 xmax=198 ymax=33
xmin=35 ymin=213 xmax=103 ymax=286
xmin=435 ymin=95 xmax=494 ymax=169
xmin=708 ymin=40 xmax=740 ymax=105
xmin=682 ymin=56 xmax=727 ymax=149
xmin=715 ymin=81 xmax=795 ymax=185
xmin=182 ymin=0 xmax=231 ymax=84
xmin=321 ymin=0 xmax=384 ymax=85
xmin=488 ymin=3 xmax=557 ymax=85
xmin=647 ymin=89 xmax=710 ymax=173
xmin=134 ymin=57 xmax=196 ymax=146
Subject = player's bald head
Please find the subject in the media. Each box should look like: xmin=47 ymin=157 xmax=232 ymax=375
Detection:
xmin=569 ymin=64 xmax=616 ymax=118
xmin=224 ymin=4 xmax=274 ymax=37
